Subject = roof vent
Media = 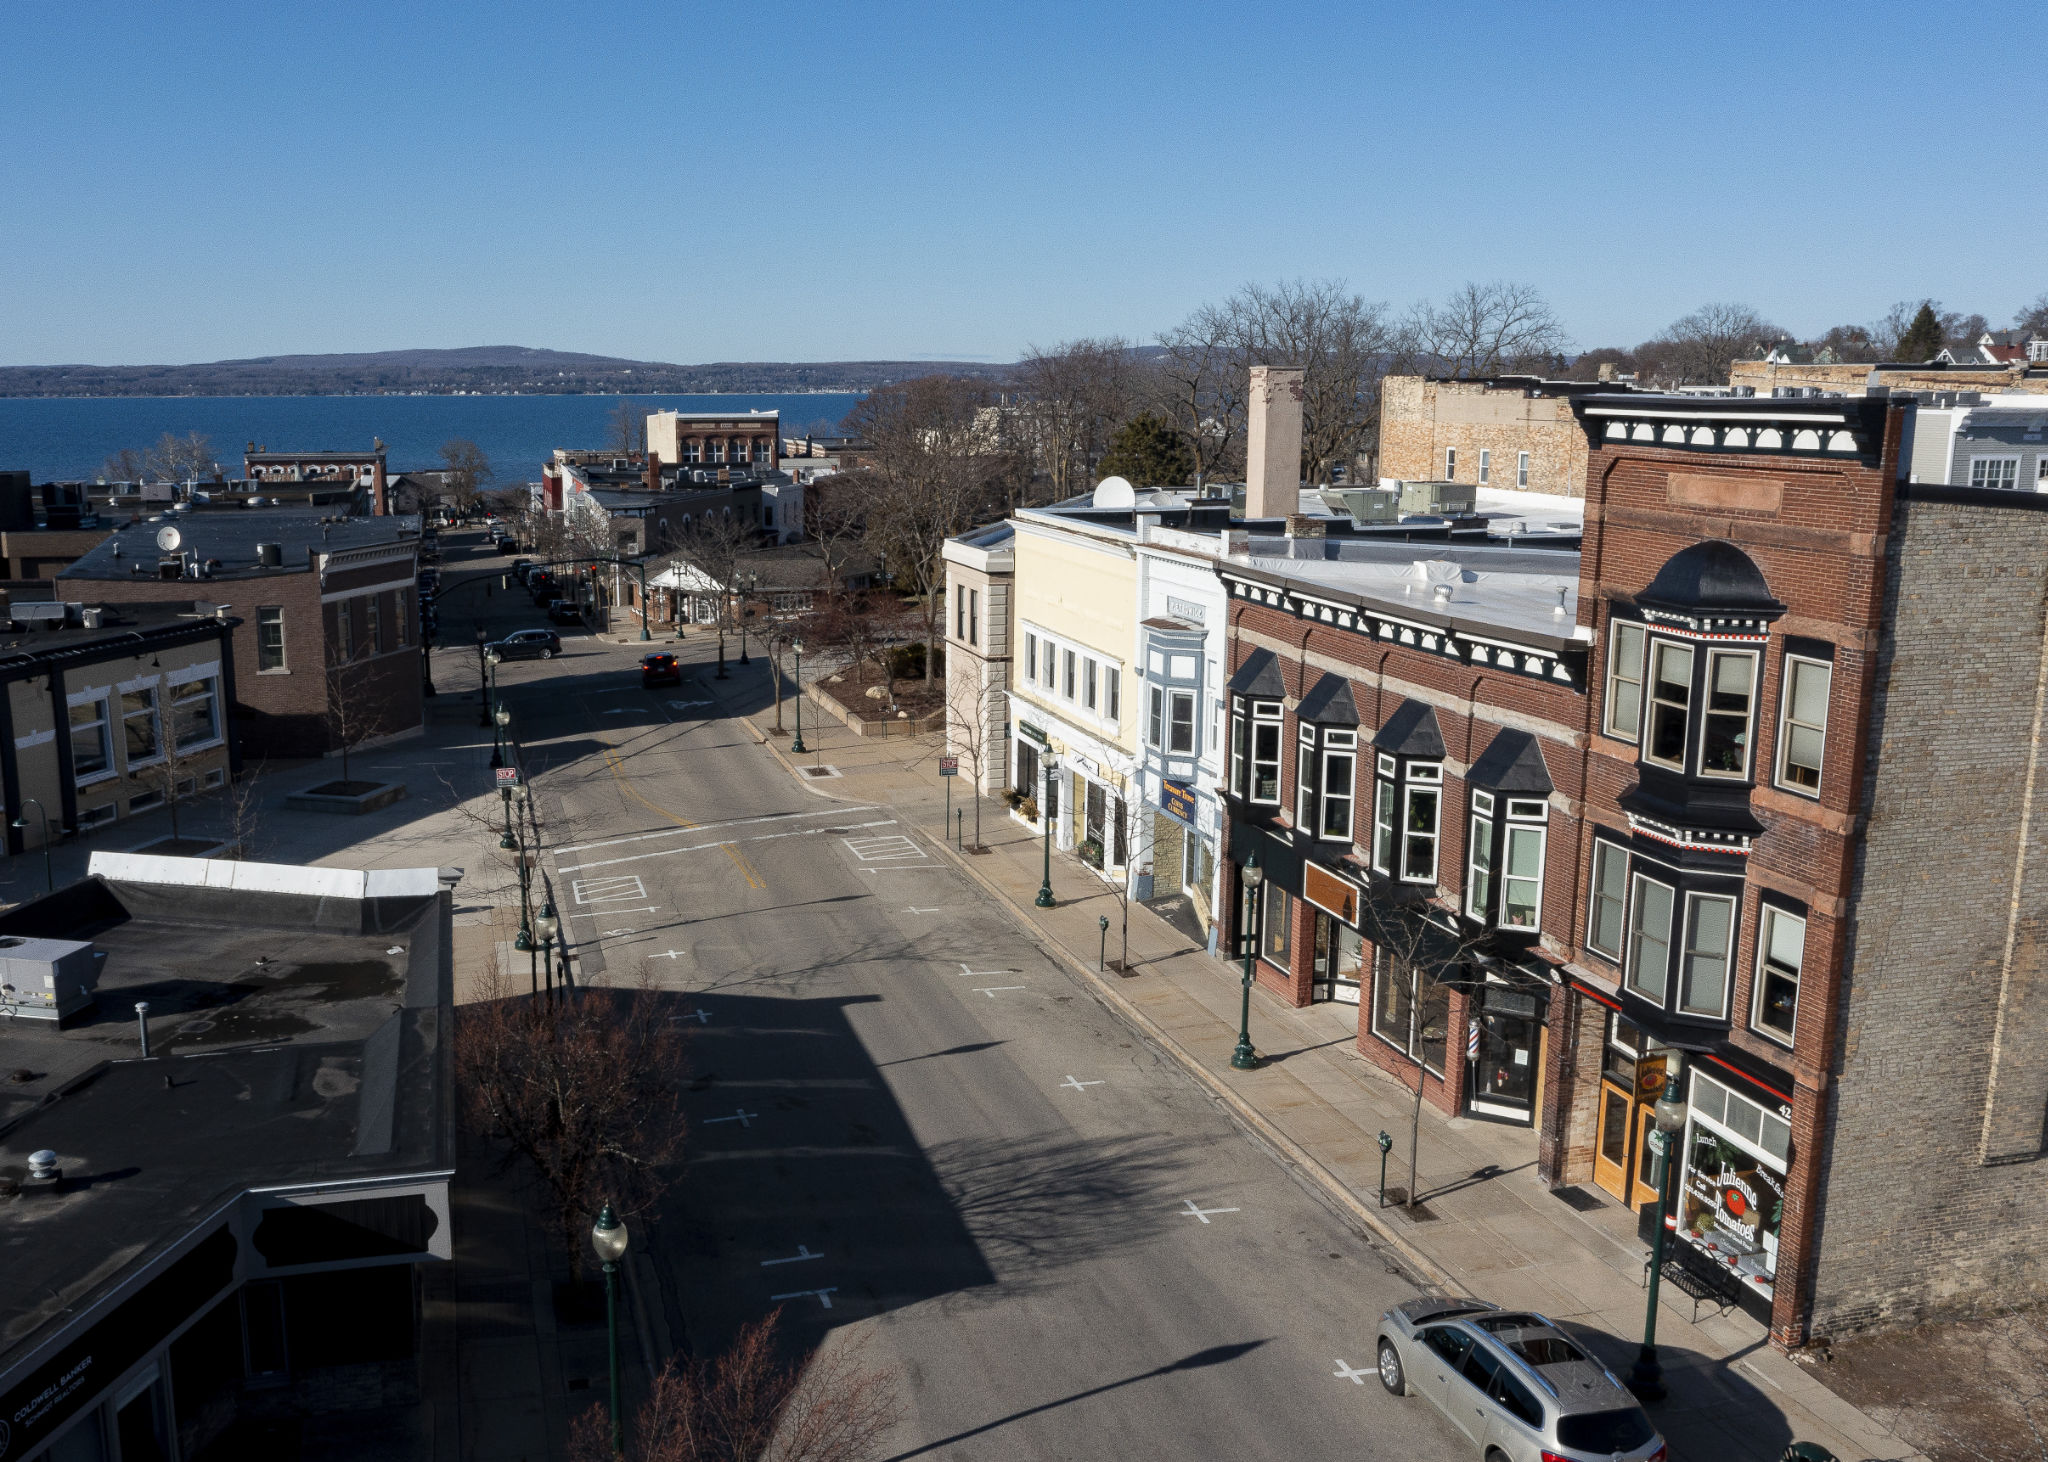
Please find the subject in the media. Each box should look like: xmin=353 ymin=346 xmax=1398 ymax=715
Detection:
xmin=257 ymin=542 xmax=282 ymax=567
xmin=27 ymin=1151 xmax=59 ymax=1182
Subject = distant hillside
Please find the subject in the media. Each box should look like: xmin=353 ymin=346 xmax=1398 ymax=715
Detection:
xmin=0 ymin=347 xmax=1020 ymax=397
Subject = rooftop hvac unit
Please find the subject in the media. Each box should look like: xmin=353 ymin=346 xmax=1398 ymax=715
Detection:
xmin=257 ymin=542 xmax=282 ymax=567
xmin=0 ymin=935 xmax=99 ymax=1022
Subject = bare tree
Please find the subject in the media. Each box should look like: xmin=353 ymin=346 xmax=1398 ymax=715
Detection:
xmin=1649 ymin=302 xmax=1785 ymax=385
xmin=101 ymin=446 xmax=148 ymax=482
xmin=946 ymin=679 xmax=1003 ymax=851
xmin=1355 ymin=888 xmax=1487 ymax=1210
xmin=129 ymin=678 xmax=224 ymax=849
xmin=144 ymin=430 xmax=215 ymax=483
xmin=222 ymin=758 xmax=266 ymax=860
xmin=439 ymin=439 xmax=494 ymax=515
xmin=804 ymin=473 xmax=871 ymax=601
xmin=568 ymin=1308 xmax=902 ymax=1462
xmin=608 ymin=399 xmax=649 ymax=455
xmin=672 ymin=510 xmax=760 ymax=673
xmin=1154 ymin=306 xmax=1248 ymax=485
xmin=846 ymin=377 xmax=1009 ymax=679
xmin=1219 ymin=279 xmax=1400 ymax=485
xmin=2018 ymin=293 xmax=2048 ymax=336
xmin=1012 ymin=338 xmax=1148 ymax=503
xmin=324 ymin=653 xmax=384 ymax=790
xmin=1406 ymin=281 xmax=1570 ymax=379
xmin=456 ymin=965 xmax=690 ymax=1275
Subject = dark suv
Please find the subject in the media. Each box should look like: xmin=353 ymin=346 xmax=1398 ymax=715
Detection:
xmin=488 ymin=628 xmax=562 ymax=661
xmin=640 ymin=652 xmax=683 ymax=688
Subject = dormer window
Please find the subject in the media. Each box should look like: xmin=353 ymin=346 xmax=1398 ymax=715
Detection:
xmin=1463 ymin=729 xmax=1554 ymax=934
xmin=1295 ymin=673 xmax=1362 ymax=843
xmin=1227 ymin=649 xmax=1289 ymax=807
xmin=1371 ymin=700 xmax=1447 ymax=886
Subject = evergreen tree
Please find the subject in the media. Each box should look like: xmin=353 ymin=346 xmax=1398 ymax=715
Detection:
xmin=1896 ymin=302 xmax=1945 ymax=362
xmin=1096 ymin=413 xmax=1196 ymax=488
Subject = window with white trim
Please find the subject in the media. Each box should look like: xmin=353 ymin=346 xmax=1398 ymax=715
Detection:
xmin=1517 ymin=451 xmax=1530 ymax=489
xmin=1588 ymin=840 xmax=1628 ymax=958
xmin=1167 ymin=689 xmax=1194 ymax=753
xmin=968 ymin=589 xmax=979 ymax=646
xmin=1753 ymin=905 xmax=1805 ymax=1043
xmin=1605 ymin=620 xmax=1645 ymax=743
xmin=1372 ymin=754 xmax=1398 ymax=873
xmin=1971 ymin=455 xmax=2021 ymax=490
xmin=1644 ymin=640 xmax=1693 ymax=769
xmin=257 ymin=606 xmax=286 ymax=672
xmin=1319 ymin=730 xmax=1356 ymax=841
xmin=1400 ymin=763 xmax=1441 ymax=885
xmin=1025 ymin=632 xmax=1038 ymax=682
xmin=1297 ymin=723 xmax=1316 ymax=828
xmin=1105 ymin=667 xmax=1120 ymax=725
xmin=367 ymin=596 xmax=383 ymax=654
xmin=1776 ymin=656 xmax=1830 ymax=795
xmin=1626 ymin=873 xmax=1675 ymax=1002
xmin=1149 ymin=685 xmax=1165 ymax=748
xmin=1062 ymin=649 xmax=1075 ymax=700
xmin=1501 ymin=804 xmax=1546 ymax=930
xmin=1699 ymin=649 xmax=1756 ymax=779
xmin=1083 ymin=658 xmax=1097 ymax=712
xmin=1466 ymin=791 xmax=1496 ymax=920
xmin=69 ymin=696 xmax=112 ymax=780
xmin=121 ymin=686 xmax=160 ymax=766
xmin=1478 ymin=448 xmax=1491 ymax=485
xmin=1680 ymin=892 xmax=1737 ymax=1016
xmin=171 ymin=677 xmax=220 ymax=750
xmin=1240 ymin=699 xmax=1282 ymax=804
xmin=1444 ymin=447 xmax=1457 ymax=480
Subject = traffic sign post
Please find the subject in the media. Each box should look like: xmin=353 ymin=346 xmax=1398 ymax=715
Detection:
xmin=495 ymin=766 xmax=521 ymax=788
xmin=940 ymin=756 xmax=956 ymax=830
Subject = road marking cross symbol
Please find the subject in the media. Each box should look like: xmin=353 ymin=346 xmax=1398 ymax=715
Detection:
xmin=667 ymin=1009 xmax=712 ymax=1024
xmin=702 ymin=1109 xmax=758 ymax=1128
xmin=1177 ymin=1200 xmax=1240 ymax=1224
xmin=1059 ymin=1076 xmax=1104 ymax=1092
xmin=972 ymin=986 xmax=1026 ymax=998
xmin=1333 ymin=1360 xmax=1372 ymax=1385
xmin=760 ymin=1246 xmax=823 ymax=1267
xmin=769 ymin=1287 xmax=837 ymax=1310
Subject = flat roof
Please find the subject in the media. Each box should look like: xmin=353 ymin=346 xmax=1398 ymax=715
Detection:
xmin=59 ymin=507 xmax=420 ymax=580
xmin=0 ymin=857 xmax=450 ymax=1373
xmin=0 ymin=601 xmax=231 ymax=665
xmin=1228 ymin=543 xmax=1584 ymax=649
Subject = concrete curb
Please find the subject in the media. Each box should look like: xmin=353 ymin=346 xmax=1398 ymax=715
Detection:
xmin=908 ymin=821 xmax=1458 ymax=1296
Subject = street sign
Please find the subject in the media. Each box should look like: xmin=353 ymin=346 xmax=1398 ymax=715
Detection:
xmin=495 ymin=766 xmax=520 ymax=787
xmin=1158 ymin=778 xmax=1198 ymax=825
xmin=939 ymin=756 xmax=959 ymax=777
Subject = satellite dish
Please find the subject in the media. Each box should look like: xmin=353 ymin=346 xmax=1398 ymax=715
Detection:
xmin=1092 ymin=475 xmax=1136 ymax=508
xmin=156 ymin=526 xmax=182 ymax=552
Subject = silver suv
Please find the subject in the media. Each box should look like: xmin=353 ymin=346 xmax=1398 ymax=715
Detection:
xmin=1375 ymin=1298 xmax=1666 ymax=1461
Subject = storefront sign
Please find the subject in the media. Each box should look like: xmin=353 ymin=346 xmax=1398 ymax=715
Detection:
xmin=1157 ymin=779 xmax=1198 ymax=825
xmin=1016 ymin=720 xmax=1048 ymax=747
xmin=1164 ymin=595 xmax=1207 ymax=625
xmin=1301 ymin=862 xmax=1361 ymax=926
xmin=1634 ymin=1050 xmax=1670 ymax=1105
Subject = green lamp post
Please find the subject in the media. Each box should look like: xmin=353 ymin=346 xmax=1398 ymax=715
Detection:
xmin=1628 ymin=1061 xmax=1690 ymax=1401
xmin=790 ymin=637 xmax=807 ymax=754
xmin=591 ymin=1203 xmax=630 ymax=1456
xmin=1231 ymin=854 xmax=1263 ymax=1070
xmin=1034 ymin=756 xmax=1059 ymax=908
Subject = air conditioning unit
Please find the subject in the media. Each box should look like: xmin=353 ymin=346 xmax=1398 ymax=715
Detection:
xmin=0 ymin=935 xmax=99 ymax=1022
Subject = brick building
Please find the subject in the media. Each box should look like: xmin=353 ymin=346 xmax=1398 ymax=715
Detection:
xmin=1728 ymin=357 xmax=2048 ymax=398
xmin=58 ymin=508 xmax=423 ymax=759
xmin=1218 ymin=387 xmax=2048 ymax=1345
xmin=1377 ymin=375 xmax=1635 ymax=500
xmin=646 ymin=409 xmax=780 ymax=470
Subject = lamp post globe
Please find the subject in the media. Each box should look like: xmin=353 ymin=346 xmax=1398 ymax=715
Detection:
xmin=1231 ymin=854 xmax=1264 ymax=1070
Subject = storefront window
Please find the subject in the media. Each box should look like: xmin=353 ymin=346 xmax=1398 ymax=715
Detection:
xmin=1261 ymin=884 xmax=1292 ymax=966
xmin=1678 ymin=1072 xmax=1791 ymax=1299
xmin=1370 ymin=950 xmax=1450 ymax=1076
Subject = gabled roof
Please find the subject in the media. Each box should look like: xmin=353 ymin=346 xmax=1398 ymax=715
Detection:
xmin=1296 ymin=672 xmax=1360 ymax=725
xmin=1226 ymin=647 xmax=1286 ymax=698
xmin=1466 ymin=728 xmax=1553 ymax=794
xmin=1373 ymin=699 xmax=1444 ymax=758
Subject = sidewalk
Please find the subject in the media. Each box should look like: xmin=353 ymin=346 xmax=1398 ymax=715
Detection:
xmin=737 ymin=671 xmax=1924 ymax=1462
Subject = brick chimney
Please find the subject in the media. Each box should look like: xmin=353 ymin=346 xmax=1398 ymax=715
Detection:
xmin=1245 ymin=365 xmax=1304 ymax=520
xmin=371 ymin=456 xmax=388 ymax=516
xmin=646 ymin=453 xmax=659 ymax=493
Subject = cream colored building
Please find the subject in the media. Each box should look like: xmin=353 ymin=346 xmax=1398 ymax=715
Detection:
xmin=1007 ymin=504 xmax=1141 ymax=876
xmin=941 ymin=523 xmax=1014 ymax=797
xmin=3 ymin=601 xmax=240 ymax=852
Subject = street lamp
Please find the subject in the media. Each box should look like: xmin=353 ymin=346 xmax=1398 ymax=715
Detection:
xmin=1628 ymin=1059 xmax=1690 ymax=1401
xmin=1034 ymin=756 xmax=1059 ymax=908
xmin=494 ymin=702 xmax=511 ymax=770
xmin=534 ymin=902 xmax=559 ymax=1001
xmin=789 ymin=637 xmax=807 ymax=754
xmin=474 ymin=625 xmax=491 ymax=728
xmin=485 ymin=648 xmax=506 ymax=764
xmin=738 ymin=571 xmax=756 ymax=665
xmin=10 ymin=797 xmax=55 ymax=895
xmin=591 ymin=1203 xmax=630 ymax=1458
xmin=1231 ymin=854 xmax=1263 ymax=1070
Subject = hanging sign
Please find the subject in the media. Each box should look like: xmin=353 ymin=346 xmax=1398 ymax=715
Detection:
xmin=1158 ymin=779 xmax=1198 ymax=825
xmin=1302 ymin=861 xmax=1361 ymax=926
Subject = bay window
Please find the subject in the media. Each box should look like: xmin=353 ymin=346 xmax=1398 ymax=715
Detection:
xmin=1587 ymin=840 xmax=1628 ymax=958
xmin=1645 ymin=641 xmax=1693 ymax=768
xmin=1700 ymin=650 xmax=1756 ymax=778
xmin=1240 ymin=700 xmax=1282 ymax=804
xmin=1319 ymin=730 xmax=1356 ymax=840
xmin=1297 ymin=724 xmax=1317 ymax=828
xmin=1025 ymin=633 xmax=1038 ymax=683
xmin=1373 ymin=755 xmax=1398 ymax=872
xmin=1626 ymin=874 xmax=1675 ymax=1002
xmin=1466 ymin=791 xmax=1496 ymax=920
xmin=1465 ymin=790 xmax=1547 ymax=931
xmin=1168 ymin=690 xmax=1194 ymax=753
xmin=1501 ymin=813 xmax=1546 ymax=930
xmin=1753 ymin=905 xmax=1805 ymax=1043
xmin=1679 ymin=893 xmax=1737 ymax=1016
xmin=1149 ymin=686 xmax=1164 ymax=747
xmin=1401 ymin=764 xmax=1441 ymax=884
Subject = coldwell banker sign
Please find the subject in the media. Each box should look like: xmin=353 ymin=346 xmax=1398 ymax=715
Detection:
xmin=1157 ymin=779 xmax=1198 ymax=825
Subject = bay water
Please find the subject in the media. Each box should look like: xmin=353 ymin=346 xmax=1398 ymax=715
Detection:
xmin=0 ymin=393 xmax=866 ymax=483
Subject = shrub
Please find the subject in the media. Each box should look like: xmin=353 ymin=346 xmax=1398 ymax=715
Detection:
xmin=886 ymin=641 xmax=927 ymax=680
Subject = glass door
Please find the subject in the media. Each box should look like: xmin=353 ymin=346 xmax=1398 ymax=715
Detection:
xmin=1469 ymin=1010 xmax=1537 ymax=1118
xmin=1594 ymin=1081 xmax=1634 ymax=1200
xmin=1310 ymin=914 xmax=1363 ymax=1004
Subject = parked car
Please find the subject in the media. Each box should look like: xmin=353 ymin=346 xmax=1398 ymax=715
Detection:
xmin=640 ymin=652 xmax=682 ymax=688
xmin=508 ymin=559 xmax=535 ymax=583
xmin=1375 ymin=1299 xmax=1664 ymax=1462
xmin=488 ymin=628 xmax=562 ymax=661
xmin=495 ymin=537 xmax=521 ymax=555
xmin=547 ymin=600 xmax=582 ymax=625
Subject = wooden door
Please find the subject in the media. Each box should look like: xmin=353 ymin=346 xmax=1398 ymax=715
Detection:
xmin=1632 ymin=1104 xmax=1662 ymax=1208
xmin=1593 ymin=1081 xmax=1634 ymax=1201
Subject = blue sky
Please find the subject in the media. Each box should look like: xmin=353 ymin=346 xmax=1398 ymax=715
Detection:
xmin=3 ymin=1 xmax=2042 ymax=367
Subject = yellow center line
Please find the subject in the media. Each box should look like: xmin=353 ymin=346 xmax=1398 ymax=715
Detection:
xmin=598 ymin=746 xmax=765 ymax=891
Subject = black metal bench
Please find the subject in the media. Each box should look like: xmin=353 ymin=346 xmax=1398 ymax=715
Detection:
xmin=1643 ymin=1238 xmax=1746 ymax=1322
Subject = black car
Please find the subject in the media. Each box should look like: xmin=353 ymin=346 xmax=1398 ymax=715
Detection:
xmin=509 ymin=559 xmax=535 ymax=582
xmin=640 ymin=652 xmax=682 ymax=688
xmin=495 ymin=537 xmax=521 ymax=554
xmin=546 ymin=600 xmax=582 ymax=625
xmin=489 ymin=628 xmax=561 ymax=661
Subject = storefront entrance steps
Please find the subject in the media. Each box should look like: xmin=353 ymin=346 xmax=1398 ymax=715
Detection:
xmin=729 ymin=680 xmax=1928 ymax=1462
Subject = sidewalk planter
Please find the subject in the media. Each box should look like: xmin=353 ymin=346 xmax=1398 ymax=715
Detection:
xmin=804 ymin=685 xmax=945 ymax=740
xmin=1079 ymin=838 xmax=1104 ymax=869
xmin=285 ymin=780 xmax=407 ymax=815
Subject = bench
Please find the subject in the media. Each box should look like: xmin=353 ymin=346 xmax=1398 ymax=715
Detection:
xmin=1642 ymin=1237 xmax=1746 ymax=1322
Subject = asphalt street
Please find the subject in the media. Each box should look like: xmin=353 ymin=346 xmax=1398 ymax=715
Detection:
xmin=458 ymin=531 xmax=1477 ymax=1461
